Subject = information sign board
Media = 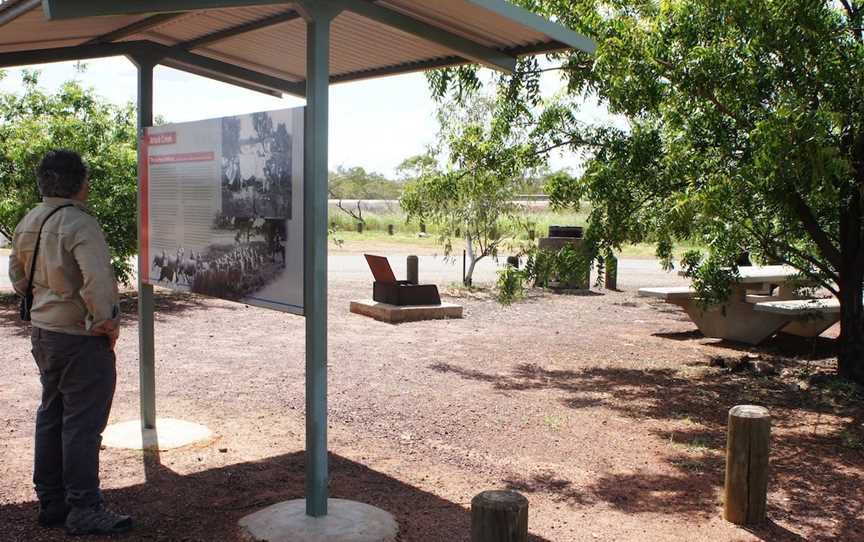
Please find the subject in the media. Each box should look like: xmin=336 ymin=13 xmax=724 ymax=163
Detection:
xmin=141 ymin=108 xmax=305 ymax=315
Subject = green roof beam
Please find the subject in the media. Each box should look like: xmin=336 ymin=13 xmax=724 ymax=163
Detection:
xmin=41 ymin=0 xmax=289 ymax=20
xmin=467 ymin=0 xmax=596 ymax=54
xmin=339 ymin=0 xmax=517 ymax=73
xmin=0 ymin=40 xmax=303 ymax=97
xmin=0 ymin=0 xmax=40 ymax=29
xmin=180 ymin=9 xmax=302 ymax=50
xmin=85 ymin=13 xmax=188 ymax=45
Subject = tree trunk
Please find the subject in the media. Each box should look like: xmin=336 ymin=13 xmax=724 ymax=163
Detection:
xmin=464 ymin=236 xmax=478 ymax=286
xmin=837 ymin=274 xmax=864 ymax=385
xmin=464 ymin=256 xmax=479 ymax=287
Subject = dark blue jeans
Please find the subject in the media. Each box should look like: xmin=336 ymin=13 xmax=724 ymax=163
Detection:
xmin=30 ymin=327 xmax=116 ymax=509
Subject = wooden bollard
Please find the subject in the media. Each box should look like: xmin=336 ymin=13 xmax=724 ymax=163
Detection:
xmin=356 ymin=222 xmax=364 ymax=233
xmin=471 ymin=490 xmax=528 ymax=542
xmin=388 ymin=224 xmax=394 ymax=236
xmin=724 ymin=405 xmax=770 ymax=525
xmin=407 ymin=255 xmax=419 ymax=285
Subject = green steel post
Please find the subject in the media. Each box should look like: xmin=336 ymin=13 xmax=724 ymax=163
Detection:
xmin=299 ymin=1 xmax=340 ymax=518
xmin=131 ymin=55 xmax=157 ymax=430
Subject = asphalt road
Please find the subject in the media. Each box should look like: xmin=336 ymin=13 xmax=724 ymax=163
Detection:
xmin=0 ymin=249 xmax=685 ymax=293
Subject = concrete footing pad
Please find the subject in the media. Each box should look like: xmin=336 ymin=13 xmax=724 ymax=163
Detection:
xmin=350 ymin=299 xmax=463 ymax=323
xmin=239 ymin=499 xmax=398 ymax=542
xmin=102 ymin=418 xmax=213 ymax=450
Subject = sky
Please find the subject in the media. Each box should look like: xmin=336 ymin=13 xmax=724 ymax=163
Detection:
xmin=0 ymin=56 xmax=619 ymax=177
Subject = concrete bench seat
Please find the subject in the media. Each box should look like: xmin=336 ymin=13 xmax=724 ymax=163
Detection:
xmin=642 ymin=286 xmax=839 ymax=344
xmin=752 ymin=298 xmax=840 ymax=338
xmin=638 ymin=286 xmax=694 ymax=301
xmin=745 ymin=293 xmax=774 ymax=304
xmin=752 ymin=298 xmax=840 ymax=316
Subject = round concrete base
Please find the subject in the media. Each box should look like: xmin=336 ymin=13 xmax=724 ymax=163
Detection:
xmin=239 ymin=499 xmax=398 ymax=542
xmin=102 ymin=418 xmax=213 ymax=450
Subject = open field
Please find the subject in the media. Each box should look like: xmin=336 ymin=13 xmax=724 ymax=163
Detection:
xmin=1 ymin=250 xmax=862 ymax=541
xmin=328 ymin=201 xmax=701 ymax=259
xmin=328 ymin=231 xmax=699 ymax=260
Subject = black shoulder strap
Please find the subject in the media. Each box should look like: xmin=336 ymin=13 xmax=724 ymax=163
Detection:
xmin=25 ymin=204 xmax=75 ymax=296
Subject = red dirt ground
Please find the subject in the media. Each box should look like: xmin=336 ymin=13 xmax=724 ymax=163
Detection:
xmin=1 ymin=273 xmax=862 ymax=541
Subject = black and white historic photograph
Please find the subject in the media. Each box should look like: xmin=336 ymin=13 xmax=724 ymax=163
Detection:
xmin=221 ymin=111 xmax=293 ymax=219
xmin=145 ymin=108 xmax=304 ymax=313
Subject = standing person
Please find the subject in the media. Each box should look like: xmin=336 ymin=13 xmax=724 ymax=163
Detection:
xmin=8 ymin=150 xmax=133 ymax=535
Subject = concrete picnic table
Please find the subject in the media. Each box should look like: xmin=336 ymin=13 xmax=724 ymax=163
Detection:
xmin=642 ymin=265 xmax=839 ymax=345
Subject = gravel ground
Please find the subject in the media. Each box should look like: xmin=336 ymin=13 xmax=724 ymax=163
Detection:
xmin=0 ymin=253 xmax=862 ymax=541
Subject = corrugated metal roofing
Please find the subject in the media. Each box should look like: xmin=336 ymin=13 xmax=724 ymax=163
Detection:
xmin=0 ymin=0 xmax=593 ymax=94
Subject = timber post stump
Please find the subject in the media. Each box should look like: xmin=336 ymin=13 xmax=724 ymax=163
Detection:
xmin=388 ymin=224 xmax=394 ymax=235
xmin=724 ymin=405 xmax=771 ymax=525
xmin=471 ymin=490 xmax=528 ymax=542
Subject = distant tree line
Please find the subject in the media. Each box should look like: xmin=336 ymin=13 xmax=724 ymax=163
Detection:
xmin=328 ymin=163 xmax=568 ymax=201
xmin=328 ymin=166 xmax=402 ymax=200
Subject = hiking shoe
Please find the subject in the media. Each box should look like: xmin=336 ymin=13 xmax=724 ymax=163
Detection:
xmin=37 ymin=501 xmax=69 ymax=528
xmin=65 ymin=505 xmax=133 ymax=536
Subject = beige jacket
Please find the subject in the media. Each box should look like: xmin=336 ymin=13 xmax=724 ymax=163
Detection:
xmin=8 ymin=197 xmax=119 ymax=336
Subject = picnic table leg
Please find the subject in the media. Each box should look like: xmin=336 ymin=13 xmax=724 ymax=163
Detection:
xmin=680 ymin=299 xmax=790 ymax=345
xmin=777 ymin=283 xmax=798 ymax=300
xmin=781 ymin=316 xmax=840 ymax=338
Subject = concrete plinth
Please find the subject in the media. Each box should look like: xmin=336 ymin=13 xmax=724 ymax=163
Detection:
xmin=102 ymin=418 xmax=213 ymax=450
xmin=350 ymin=299 xmax=463 ymax=324
xmin=239 ymin=499 xmax=398 ymax=542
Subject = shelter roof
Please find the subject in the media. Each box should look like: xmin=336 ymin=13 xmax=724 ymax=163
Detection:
xmin=0 ymin=0 xmax=594 ymax=96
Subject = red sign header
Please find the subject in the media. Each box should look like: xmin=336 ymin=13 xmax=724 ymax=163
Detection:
xmin=148 ymin=132 xmax=176 ymax=146
xmin=149 ymin=152 xmax=215 ymax=164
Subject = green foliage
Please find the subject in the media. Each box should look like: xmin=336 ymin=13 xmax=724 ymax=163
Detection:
xmin=524 ymin=247 xmax=556 ymax=288
xmin=0 ymin=71 xmax=138 ymax=282
xmin=499 ymin=244 xmax=595 ymax=303
xmin=329 ymin=166 xmax=402 ymax=200
xmin=428 ymin=0 xmax=864 ymax=381
xmin=399 ymin=93 xmax=537 ymax=285
xmin=496 ymin=265 xmax=525 ymax=305
xmin=554 ymin=244 xmax=592 ymax=288
xmin=680 ymin=251 xmax=739 ymax=307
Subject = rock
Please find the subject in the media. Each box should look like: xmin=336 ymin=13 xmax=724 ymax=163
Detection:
xmin=728 ymin=357 xmax=753 ymax=372
xmin=751 ymin=359 xmax=778 ymax=377
xmin=709 ymin=357 xmax=727 ymax=368
xmin=808 ymin=372 xmax=835 ymax=387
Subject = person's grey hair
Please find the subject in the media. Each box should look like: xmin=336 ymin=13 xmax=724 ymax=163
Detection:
xmin=36 ymin=149 xmax=89 ymax=198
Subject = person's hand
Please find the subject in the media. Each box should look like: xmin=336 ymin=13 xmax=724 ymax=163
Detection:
xmin=92 ymin=320 xmax=119 ymax=351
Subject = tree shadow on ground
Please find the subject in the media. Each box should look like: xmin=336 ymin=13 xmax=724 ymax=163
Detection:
xmin=654 ymin=329 xmax=704 ymax=341
xmin=548 ymin=289 xmax=604 ymax=297
xmin=429 ymin=359 xmax=864 ymax=541
xmin=0 ymin=292 xmax=30 ymax=338
xmin=118 ymin=289 xmax=233 ymax=323
xmin=0 ymin=449 xmax=553 ymax=542
xmin=0 ymin=290 xmax=219 ymax=338
xmin=654 ymin=329 xmax=838 ymax=362
xmin=707 ymin=333 xmax=838 ymax=362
